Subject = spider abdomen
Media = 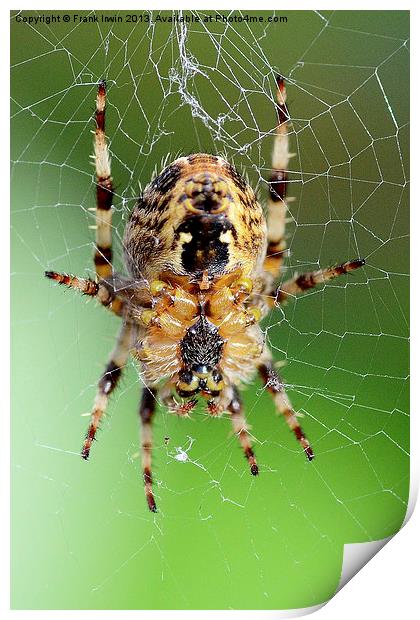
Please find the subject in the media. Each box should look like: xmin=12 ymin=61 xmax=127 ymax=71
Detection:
xmin=123 ymin=154 xmax=268 ymax=283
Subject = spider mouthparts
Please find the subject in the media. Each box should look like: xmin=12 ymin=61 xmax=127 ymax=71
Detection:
xmin=251 ymin=463 xmax=259 ymax=476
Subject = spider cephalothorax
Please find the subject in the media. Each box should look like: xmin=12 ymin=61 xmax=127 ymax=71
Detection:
xmin=46 ymin=77 xmax=365 ymax=512
xmin=178 ymin=316 xmax=225 ymax=393
xmin=135 ymin=265 xmax=265 ymax=422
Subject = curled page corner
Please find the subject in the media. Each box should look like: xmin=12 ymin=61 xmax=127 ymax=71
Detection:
xmin=337 ymin=536 xmax=393 ymax=591
xmin=337 ymin=483 xmax=417 ymax=594
xmin=403 ymin=481 xmax=418 ymax=527
xmin=267 ymin=603 xmax=325 ymax=619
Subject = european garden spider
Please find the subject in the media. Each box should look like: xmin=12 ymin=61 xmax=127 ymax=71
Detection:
xmin=46 ymin=78 xmax=365 ymax=512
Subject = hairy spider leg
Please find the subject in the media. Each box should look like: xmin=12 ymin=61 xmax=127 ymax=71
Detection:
xmin=263 ymin=76 xmax=292 ymax=282
xmin=276 ymin=258 xmax=366 ymax=305
xmin=81 ymin=322 xmax=134 ymax=459
xmin=261 ymin=79 xmax=365 ymax=307
xmin=44 ymin=271 xmax=125 ymax=316
xmin=228 ymin=387 xmax=259 ymax=475
xmin=94 ymin=80 xmax=114 ymax=280
xmin=139 ymin=387 xmax=158 ymax=512
xmin=258 ymin=354 xmax=314 ymax=460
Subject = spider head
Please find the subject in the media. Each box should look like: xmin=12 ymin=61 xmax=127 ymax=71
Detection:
xmin=176 ymin=315 xmax=226 ymax=398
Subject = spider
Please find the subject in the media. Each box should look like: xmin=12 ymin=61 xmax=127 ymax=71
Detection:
xmin=45 ymin=78 xmax=365 ymax=512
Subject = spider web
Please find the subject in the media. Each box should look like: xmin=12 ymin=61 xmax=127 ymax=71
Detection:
xmin=11 ymin=9 xmax=409 ymax=611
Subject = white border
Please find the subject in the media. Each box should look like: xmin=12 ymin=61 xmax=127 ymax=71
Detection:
xmin=4 ymin=2 xmax=417 ymax=618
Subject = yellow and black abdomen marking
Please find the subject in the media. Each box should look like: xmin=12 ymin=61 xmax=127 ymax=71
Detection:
xmin=124 ymin=153 xmax=267 ymax=282
xmin=175 ymin=214 xmax=235 ymax=276
xmin=173 ymin=167 xmax=240 ymax=276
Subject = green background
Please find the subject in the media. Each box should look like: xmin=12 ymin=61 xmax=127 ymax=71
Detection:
xmin=11 ymin=10 xmax=409 ymax=610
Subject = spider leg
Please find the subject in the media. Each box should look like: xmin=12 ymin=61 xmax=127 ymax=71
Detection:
xmin=45 ymin=271 xmax=125 ymax=316
xmin=81 ymin=321 xmax=134 ymax=459
xmin=263 ymin=76 xmax=292 ymax=283
xmin=258 ymin=351 xmax=314 ymax=461
xmin=275 ymin=258 xmax=365 ymax=305
xmin=139 ymin=387 xmax=158 ymax=512
xmin=94 ymin=80 xmax=114 ymax=280
xmin=228 ymin=387 xmax=259 ymax=475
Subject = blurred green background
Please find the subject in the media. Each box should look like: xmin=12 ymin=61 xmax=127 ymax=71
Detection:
xmin=11 ymin=10 xmax=409 ymax=610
